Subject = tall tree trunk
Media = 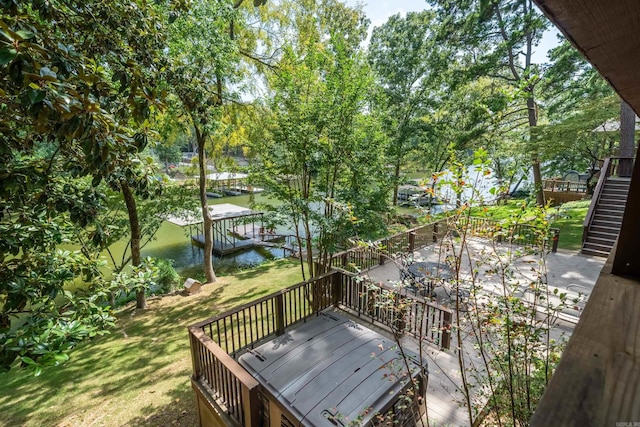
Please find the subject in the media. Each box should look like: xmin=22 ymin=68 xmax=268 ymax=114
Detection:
xmin=196 ymin=126 xmax=217 ymax=283
xmin=526 ymin=96 xmax=545 ymax=206
xmin=121 ymin=181 xmax=147 ymax=309
xmin=392 ymin=159 xmax=401 ymax=206
xmin=619 ymin=98 xmax=636 ymax=177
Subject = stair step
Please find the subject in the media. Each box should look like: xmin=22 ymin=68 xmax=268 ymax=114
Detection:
xmin=589 ymin=230 xmax=620 ymax=240
xmin=598 ymin=203 xmax=626 ymax=212
xmin=604 ymin=178 xmax=631 ymax=184
xmin=585 ymin=236 xmax=617 ymax=247
xmin=594 ymin=210 xmax=624 ymax=219
xmin=581 ymin=247 xmax=610 ymax=257
xmin=599 ymin=198 xmax=628 ymax=207
xmin=592 ymin=217 xmax=623 ymax=227
xmin=591 ymin=224 xmax=622 ymax=234
xmin=601 ymin=188 xmax=630 ymax=196
xmin=583 ymin=241 xmax=614 ymax=252
xmin=605 ymin=177 xmax=631 ymax=184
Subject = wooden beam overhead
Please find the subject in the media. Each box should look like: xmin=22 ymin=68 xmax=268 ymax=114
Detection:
xmin=534 ymin=0 xmax=640 ymax=116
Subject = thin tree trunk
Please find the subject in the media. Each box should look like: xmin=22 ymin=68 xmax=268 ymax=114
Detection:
xmin=196 ymin=126 xmax=216 ymax=283
xmin=526 ymin=97 xmax=545 ymax=206
xmin=392 ymin=159 xmax=401 ymax=206
xmin=121 ymin=181 xmax=147 ymax=309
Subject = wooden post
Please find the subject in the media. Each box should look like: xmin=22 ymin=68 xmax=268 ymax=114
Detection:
xmin=613 ymin=152 xmax=640 ymax=277
xmin=331 ymin=271 xmax=341 ymax=307
xmin=408 ymin=231 xmax=416 ymax=253
xmin=275 ymin=293 xmax=285 ymax=335
xmin=551 ymin=229 xmax=560 ymax=253
xmin=441 ymin=310 xmax=452 ymax=350
xmin=393 ymin=297 xmax=406 ymax=338
xmin=189 ymin=328 xmax=202 ymax=380
xmin=242 ymin=384 xmax=260 ymax=427
xmin=433 ymin=222 xmax=438 ymax=243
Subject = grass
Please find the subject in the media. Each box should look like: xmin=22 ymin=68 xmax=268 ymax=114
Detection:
xmin=0 ymin=258 xmax=304 ymax=427
xmin=469 ymin=199 xmax=591 ymax=251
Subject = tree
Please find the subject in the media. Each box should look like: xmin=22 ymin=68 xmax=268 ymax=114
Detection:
xmin=165 ymin=0 xmax=239 ymax=283
xmin=540 ymin=40 xmax=619 ymax=186
xmin=428 ymin=0 xmax=550 ymax=205
xmin=368 ymin=11 xmax=447 ymax=205
xmin=252 ymin=0 xmax=389 ymax=278
xmin=165 ymin=0 xmax=270 ymax=283
xmin=0 ymin=0 xmax=169 ymax=370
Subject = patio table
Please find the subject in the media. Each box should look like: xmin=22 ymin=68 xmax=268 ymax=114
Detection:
xmin=401 ymin=261 xmax=453 ymax=296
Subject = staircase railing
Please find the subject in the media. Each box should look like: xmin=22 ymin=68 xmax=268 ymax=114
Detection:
xmin=582 ymin=157 xmax=633 ymax=244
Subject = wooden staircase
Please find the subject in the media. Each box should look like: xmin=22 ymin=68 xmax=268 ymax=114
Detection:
xmin=581 ymin=157 xmax=634 ymax=257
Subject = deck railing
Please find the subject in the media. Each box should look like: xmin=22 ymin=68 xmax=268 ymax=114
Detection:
xmin=331 ymin=217 xmax=557 ymax=277
xmin=335 ymin=271 xmax=453 ymax=348
xmin=461 ymin=216 xmax=560 ymax=253
xmin=331 ymin=219 xmax=448 ymax=274
xmin=190 ymin=273 xmax=335 ymax=358
xmin=189 ymin=270 xmax=453 ymax=426
xmin=189 ymin=328 xmax=260 ymax=426
xmin=542 ymin=179 xmax=588 ymax=193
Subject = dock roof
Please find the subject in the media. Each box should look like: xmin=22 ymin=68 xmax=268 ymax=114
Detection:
xmin=166 ymin=203 xmax=256 ymax=226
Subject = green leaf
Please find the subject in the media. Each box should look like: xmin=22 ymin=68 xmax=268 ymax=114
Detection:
xmin=54 ymin=353 xmax=69 ymax=362
xmin=28 ymin=89 xmax=46 ymax=104
xmin=21 ymin=356 xmax=36 ymax=365
xmin=15 ymin=30 xmax=35 ymax=40
xmin=39 ymin=67 xmax=57 ymax=79
xmin=0 ymin=47 xmax=17 ymax=66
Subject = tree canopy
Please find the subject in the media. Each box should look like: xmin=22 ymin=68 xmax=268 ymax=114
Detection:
xmin=1 ymin=0 xmax=621 ymax=374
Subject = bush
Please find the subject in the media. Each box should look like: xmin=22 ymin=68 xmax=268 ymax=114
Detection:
xmin=154 ymin=258 xmax=181 ymax=293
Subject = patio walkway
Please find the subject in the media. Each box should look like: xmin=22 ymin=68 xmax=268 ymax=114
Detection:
xmin=362 ymin=241 xmax=606 ymax=426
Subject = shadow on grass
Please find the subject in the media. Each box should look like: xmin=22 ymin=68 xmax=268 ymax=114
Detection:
xmin=0 ymin=258 xmax=302 ymax=427
xmin=232 ymin=258 xmax=301 ymax=280
xmin=220 ymin=286 xmax=273 ymax=306
xmin=0 ymin=285 xmax=226 ymax=427
xmin=125 ymin=381 xmax=198 ymax=427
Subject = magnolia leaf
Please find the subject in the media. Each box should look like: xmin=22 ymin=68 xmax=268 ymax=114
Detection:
xmin=0 ymin=47 xmax=17 ymax=66
xmin=15 ymin=30 xmax=35 ymax=40
xmin=28 ymin=89 xmax=46 ymax=104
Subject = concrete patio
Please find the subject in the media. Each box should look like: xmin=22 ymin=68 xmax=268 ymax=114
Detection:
xmin=359 ymin=240 xmax=606 ymax=426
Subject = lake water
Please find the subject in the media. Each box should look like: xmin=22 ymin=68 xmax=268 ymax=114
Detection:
xmin=134 ymin=193 xmax=288 ymax=276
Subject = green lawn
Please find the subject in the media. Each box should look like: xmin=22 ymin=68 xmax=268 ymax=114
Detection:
xmin=0 ymin=258 xmax=304 ymax=427
xmin=470 ymin=199 xmax=591 ymax=251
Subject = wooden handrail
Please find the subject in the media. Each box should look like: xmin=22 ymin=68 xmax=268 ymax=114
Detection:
xmin=190 ymin=327 xmax=260 ymax=388
xmin=190 ymin=271 xmax=337 ymax=330
xmin=583 ymin=157 xmax=611 ymax=243
xmin=189 ymin=327 xmax=260 ymax=426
